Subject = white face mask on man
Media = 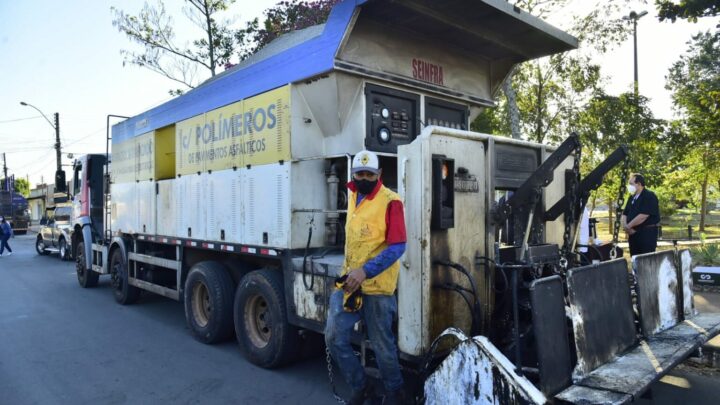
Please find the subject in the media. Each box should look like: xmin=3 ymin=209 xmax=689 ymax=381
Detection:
xmin=627 ymin=184 xmax=637 ymax=194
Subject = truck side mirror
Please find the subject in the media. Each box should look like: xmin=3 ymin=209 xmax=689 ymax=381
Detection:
xmin=55 ymin=170 xmax=66 ymax=193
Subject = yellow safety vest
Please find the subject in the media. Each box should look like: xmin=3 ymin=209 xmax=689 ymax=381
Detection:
xmin=343 ymin=184 xmax=402 ymax=295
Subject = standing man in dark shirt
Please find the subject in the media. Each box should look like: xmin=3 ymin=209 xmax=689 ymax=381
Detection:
xmin=621 ymin=173 xmax=660 ymax=255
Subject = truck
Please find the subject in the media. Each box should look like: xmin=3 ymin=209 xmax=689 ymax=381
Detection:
xmin=0 ymin=190 xmax=30 ymax=235
xmin=36 ymin=203 xmax=74 ymax=260
xmin=70 ymin=1 xmax=720 ymax=403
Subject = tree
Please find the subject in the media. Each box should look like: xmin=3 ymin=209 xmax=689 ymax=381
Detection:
xmin=656 ymin=0 xmax=720 ymax=22
xmin=234 ymin=0 xmax=340 ymax=61
xmin=574 ymin=92 xmax=666 ymax=233
xmin=479 ymin=0 xmax=633 ymax=142
xmin=666 ymin=31 xmax=720 ymax=231
xmin=112 ymin=0 xmax=237 ymax=95
xmin=113 ymin=0 xmax=339 ymax=95
xmin=14 ymin=178 xmax=29 ymax=198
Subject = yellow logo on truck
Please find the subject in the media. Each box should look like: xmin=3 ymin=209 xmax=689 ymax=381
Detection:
xmin=175 ymin=86 xmax=291 ymax=175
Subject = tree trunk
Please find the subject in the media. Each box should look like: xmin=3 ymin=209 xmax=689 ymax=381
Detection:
xmin=203 ymin=0 xmax=216 ymax=76
xmin=608 ymin=197 xmax=614 ymax=237
xmin=700 ymin=167 xmax=709 ymax=232
xmin=502 ymin=67 xmax=521 ymax=139
xmin=535 ymin=67 xmax=544 ymax=143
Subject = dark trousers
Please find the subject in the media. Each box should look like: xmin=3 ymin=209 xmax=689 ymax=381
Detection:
xmin=629 ymin=227 xmax=657 ymax=256
xmin=0 ymin=235 xmax=11 ymax=254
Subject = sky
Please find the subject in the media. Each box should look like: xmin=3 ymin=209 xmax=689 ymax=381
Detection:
xmin=0 ymin=0 xmax=718 ymax=188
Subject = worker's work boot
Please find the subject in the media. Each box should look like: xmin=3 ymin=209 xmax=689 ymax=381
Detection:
xmin=347 ymin=384 xmax=371 ymax=405
xmin=382 ymin=388 xmax=407 ymax=405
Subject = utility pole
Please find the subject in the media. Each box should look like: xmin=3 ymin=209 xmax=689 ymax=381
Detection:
xmin=20 ymin=102 xmax=64 ymax=192
xmin=2 ymin=153 xmax=7 ymax=191
xmin=54 ymin=113 xmax=61 ymax=173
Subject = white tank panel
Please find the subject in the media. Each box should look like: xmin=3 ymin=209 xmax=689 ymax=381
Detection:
xmin=207 ymin=169 xmax=241 ymax=243
xmin=176 ymin=173 xmax=206 ymax=240
xmin=111 ymin=182 xmax=137 ymax=234
xmin=241 ymin=163 xmax=290 ymax=247
xmin=136 ymin=180 xmax=156 ymax=234
xmin=156 ymin=179 xmax=175 ymax=236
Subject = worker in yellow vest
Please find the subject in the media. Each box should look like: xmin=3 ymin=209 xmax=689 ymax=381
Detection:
xmin=325 ymin=150 xmax=407 ymax=405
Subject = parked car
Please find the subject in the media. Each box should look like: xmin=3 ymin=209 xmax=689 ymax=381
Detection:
xmin=36 ymin=204 xmax=73 ymax=260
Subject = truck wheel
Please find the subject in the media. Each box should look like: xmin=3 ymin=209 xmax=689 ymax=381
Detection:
xmin=36 ymin=236 xmax=49 ymax=255
xmin=75 ymin=241 xmax=99 ymax=288
xmin=59 ymin=238 xmax=69 ymax=261
xmin=234 ymin=268 xmax=299 ymax=368
xmin=184 ymin=261 xmax=235 ymax=344
xmin=110 ymin=248 xmax=140 ymax=305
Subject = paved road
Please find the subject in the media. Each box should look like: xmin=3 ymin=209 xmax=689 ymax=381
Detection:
xmin=0 ymin=234 xmax=340 ymax=405
xmin=1 ymin=234 xmax=718 ymax=404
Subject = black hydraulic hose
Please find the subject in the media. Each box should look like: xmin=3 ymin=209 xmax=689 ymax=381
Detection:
xmin=302 ymin=226 xmax=314 ymax=290
xmin=433 ymin=283 xmax=474 ymax=316
xmin=434 ymin=260 xmax=482 ymax=336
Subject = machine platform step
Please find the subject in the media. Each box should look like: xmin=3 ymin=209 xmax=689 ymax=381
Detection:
xmin=556 ymin=312 xmax=720 ymax=404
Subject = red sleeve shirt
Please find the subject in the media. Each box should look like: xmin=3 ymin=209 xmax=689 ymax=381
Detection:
xmin=385 ymin=200 xmax=407 ymax=244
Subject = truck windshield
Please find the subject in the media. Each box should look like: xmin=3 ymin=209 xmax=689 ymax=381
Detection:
xmin=55 ymin=207 xmax=72 ymax=221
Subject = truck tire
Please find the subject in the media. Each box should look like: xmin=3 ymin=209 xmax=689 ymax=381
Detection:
xmin=184 ymin=261 xmax=235 ymax=344
xmin=36 ymin=236 xmax=49 ymax=255
xmin=110 ymin=248 xmax=140 ymax=305
xmin=75 ymin=241 xmax=99 ymax=288
xmin=234 ymin=268 xmax=299 ymax=368
xmin=59 ymin=238 xmax=70 ymax=261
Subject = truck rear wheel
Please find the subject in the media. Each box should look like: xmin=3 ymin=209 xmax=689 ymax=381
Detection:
xmin=234 ymin=268 xmax=299 ymax=368
xmin=110 ymin=248 xmax=140 ymax=305
xmin=75 ymin=241 xmax=99 ymax=288
xmin=184 ymin=261 xmax=235 ymax=344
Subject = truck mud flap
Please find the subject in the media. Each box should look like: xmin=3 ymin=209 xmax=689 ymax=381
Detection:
xmin=424 ymin=328 xmax=546 ymax=405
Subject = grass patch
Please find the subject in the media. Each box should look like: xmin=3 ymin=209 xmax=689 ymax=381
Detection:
xmin=590 ymin=209 xmax=720 ymax=243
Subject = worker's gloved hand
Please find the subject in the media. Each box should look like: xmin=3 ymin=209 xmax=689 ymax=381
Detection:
xmin=335 ymin=274 xmax=363 ymax=312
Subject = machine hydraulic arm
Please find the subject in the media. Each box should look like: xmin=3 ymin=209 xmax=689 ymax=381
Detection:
xmin=544 ymin=145 xmax=629 ymax=222
xmin=492 ymin=133 xmax=581 ymax=226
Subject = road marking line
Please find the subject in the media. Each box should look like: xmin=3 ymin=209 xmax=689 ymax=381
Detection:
xmin=640 ymin=341 xmax=663 ymax=373
xmin=684 ymin=320 xmax=708 ymax=335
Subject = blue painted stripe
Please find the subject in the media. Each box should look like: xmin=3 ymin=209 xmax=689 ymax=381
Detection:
xmin=113 ymin=0 xmax=367 ymax=144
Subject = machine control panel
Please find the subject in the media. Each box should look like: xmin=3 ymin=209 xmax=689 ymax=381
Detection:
xmin=365 ymin=84 xmax=420 ymax=153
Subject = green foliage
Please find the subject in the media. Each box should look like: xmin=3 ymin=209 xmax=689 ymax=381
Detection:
xmin=482 ymin=1 xmax=633 ymax=143
xmin=655 ymin=187 xmax=678 ymax=218
xmin=13 ymin=178 xmax=29 ymax=198
xmin=691 ymin=243 xmax=720 ymax=266
xmin=235 ymin=0 xmax=340 ymax=59
xmin=666 ymin=31 xmax=720 ymax=230
xmin=112 ymin=0 xmax=338 ymax=95
xmin=656 ymin=0 xmax=720 ymax=22
xmin=112 ymin=0 xmax=237 ymax=94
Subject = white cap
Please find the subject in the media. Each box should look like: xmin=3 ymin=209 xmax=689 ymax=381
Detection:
xmin=352 ymin=150 xmax=380 ymax=174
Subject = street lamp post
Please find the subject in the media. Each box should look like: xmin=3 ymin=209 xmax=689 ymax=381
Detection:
xmin=624 ymin=10 xmax=648 ymax=99
xmin=20 ymin=102 xmax=64 ymax=191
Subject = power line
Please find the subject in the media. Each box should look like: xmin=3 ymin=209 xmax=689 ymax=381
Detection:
xmin=0 ymin=116 xmax=42 ymax=124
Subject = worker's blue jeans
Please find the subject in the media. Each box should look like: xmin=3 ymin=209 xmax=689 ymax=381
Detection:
xmin=0 ymin=235 xmax=11 ymax=254
xmin=325 ymin=290 xmax=403 ymax=393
